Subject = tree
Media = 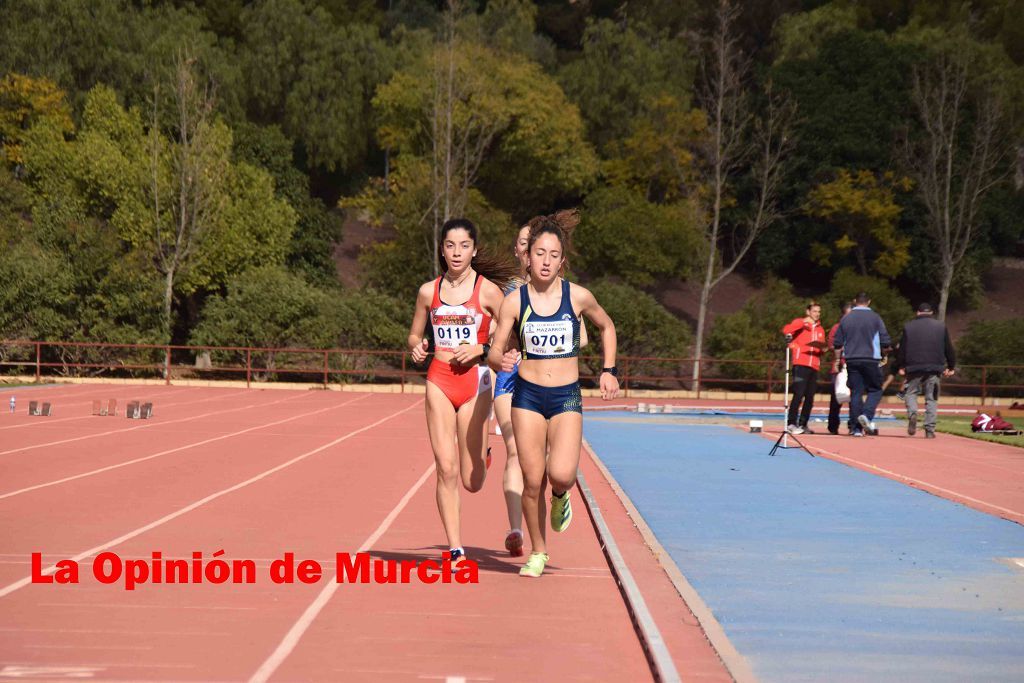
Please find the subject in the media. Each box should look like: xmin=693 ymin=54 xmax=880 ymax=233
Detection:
xmin=765 ymin=28 xmax=916 ymax=276
xmin=231 ymin=121 xmax=343 ymax=287
xmin=366 ymin=5 xmax=595 ymax=279
xmin=149 ymin=53 xmax=230 ymax=337
xmin=821 ymin=268 xmax=912 ymax=338
xmin=239 ymin=0 xmax=390 ymax=173
xmin=690 ymin=0 xmax=795 ymax=389
xmin=902 ymin=37 xmax=1011 ymax=320
xmin=583 ymin=280 xmax=693 ymax=382
xmin=772 ymin=2 xmax=859 ymax=65
xmin=957 ymin=318 xmax=1024 ymax=390
xmin=19 ymin=80 xmax=295 ymax=340
xmin=0 ymin=73 xmax=73 ymax=167
xmin=558 ymin=17 xmax=697 ymax=154
xmin=804 ymin=169 xmax=912 ymax=279
xmin=707 ymin=278 xmax=806 ymax=380
xmin=0 ymin=1 xmax=240 ymax=119
xmin=191 ymin=265 xmax=338 ymax=351
xmin=574 ymin=185 xmax=701 ymax=287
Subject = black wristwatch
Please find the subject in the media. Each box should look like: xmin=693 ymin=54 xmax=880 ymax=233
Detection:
xmin=481 ymin=343 xmax=490 ymax=360
xmin=602 ymin=366 xmax=618 ymax=377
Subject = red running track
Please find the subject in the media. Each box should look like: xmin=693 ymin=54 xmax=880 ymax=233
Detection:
xmin=0 ymin=384 xmax=732 ymax=682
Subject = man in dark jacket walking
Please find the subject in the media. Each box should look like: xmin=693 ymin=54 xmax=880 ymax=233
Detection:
xmin=897 ymin=303 xmax=956 ymax=438
xmin=833 ymin=292 xmax=891 ymax=436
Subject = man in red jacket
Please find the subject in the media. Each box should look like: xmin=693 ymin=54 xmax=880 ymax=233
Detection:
xmin=782 ymin=302 xmax=826 ymax=434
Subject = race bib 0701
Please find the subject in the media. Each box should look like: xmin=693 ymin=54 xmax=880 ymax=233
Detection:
xmin=523 ymin=319 xmax=573 ymax=357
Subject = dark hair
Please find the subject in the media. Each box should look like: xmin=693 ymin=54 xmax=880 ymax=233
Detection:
xmin=917 ymin=302 xmax=934 ymax=313
xmin=854 ymin=292 xmax=871 ymax=305
xmin=437 ymin=217 xmax=518 ymax=290
xmin=806 ymin=301 xmax=821 ymax=311
xmin=527 ymin=209 xmax=578 ymax=251
xmin=841 ymin=302 xmax=853 ymax=315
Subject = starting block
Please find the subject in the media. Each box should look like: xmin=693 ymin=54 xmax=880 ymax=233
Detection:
xmin=92 ymin=399 xmax=118 ymax=416
xmin=28 ymin=401 xmax=52 ymax=417
xmin=126 ymin=401 xmax=153 ymax=419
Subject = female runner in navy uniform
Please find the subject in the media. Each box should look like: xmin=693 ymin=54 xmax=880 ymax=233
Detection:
xmin=407 ymin=218 xmax=516 ymax=568
xmin=487 ymin=213 xmax=619 ymax=577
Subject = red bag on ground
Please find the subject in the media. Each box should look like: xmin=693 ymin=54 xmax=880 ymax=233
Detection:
xmin=972 ymin=413 xmax=1016 ymax=432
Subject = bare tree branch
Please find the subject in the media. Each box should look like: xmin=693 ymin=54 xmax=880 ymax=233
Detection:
xmin=904 ymin=47 xmax=1008 ymax=319
xmin=690 ymin=0 xmax=795 ymax=388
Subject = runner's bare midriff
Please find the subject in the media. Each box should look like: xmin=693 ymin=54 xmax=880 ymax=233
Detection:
xmin=518 ymin=356 xmax=578 ymax=386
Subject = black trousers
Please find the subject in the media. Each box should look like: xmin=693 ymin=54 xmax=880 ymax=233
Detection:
xmin=827 ymin=373 xmax=845 ymax=434
xmin=787 ymin=365 xmax=817 ymax=427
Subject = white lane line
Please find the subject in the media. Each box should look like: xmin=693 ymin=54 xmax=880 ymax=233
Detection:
xmin=0 ymin=393 xmax=348 ymax=500
xmin=249 ymin=460 xmax=436 ymax=683
xmin=0 ymin=398 xmax=422 ymax=600
xmin=0 ymin=388 xmax=249 ymax=434
xmin=0 ymin=388 xmax=302 ymax=456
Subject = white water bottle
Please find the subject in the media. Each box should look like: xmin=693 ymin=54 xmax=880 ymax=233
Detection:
xmin=9 ymin=396 xmax=14 ymax=413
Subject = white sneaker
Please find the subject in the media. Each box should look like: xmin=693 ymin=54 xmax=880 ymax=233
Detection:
xmin=857 ymin=414 xmax=878 ymax=436
xmin=787 ymin=424 xmax=804 ymax=435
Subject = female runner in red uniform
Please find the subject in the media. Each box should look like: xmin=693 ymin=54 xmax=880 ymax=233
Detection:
xmin=407 ymin=218 xmax=516 ymax=568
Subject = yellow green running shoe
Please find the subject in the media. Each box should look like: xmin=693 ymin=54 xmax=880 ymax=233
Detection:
xmin=550 ymin=491 xmax=572 ymax=533
xmin=519 ymin=552 xmax=549 ymax=578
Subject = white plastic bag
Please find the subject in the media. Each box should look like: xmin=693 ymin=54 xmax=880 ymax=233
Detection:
xmin=834 ymin=367 xmax=851 ymax=404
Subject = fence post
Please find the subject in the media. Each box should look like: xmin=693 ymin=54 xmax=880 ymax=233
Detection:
xmin=696 ymin=359 xmax=702 ymax=400
xmin=164 ymin=346 xmax=171 ymax=385
xmin=623 ymin=357 xmax=629 ymax=398
xmin=246 ymin=349 xmax=251 ymax=389
xmin=323 ymin=351 xmax=329 ymax=388
xmin=35 ymin=342 xmax=41 ymax=382
xmin=766 ymin=363 xmax=773 ymax=402
xmin=981 ymin=366 xmax=987 ymax=406
xmin=401 ymin=353 xmax=406 ymax=394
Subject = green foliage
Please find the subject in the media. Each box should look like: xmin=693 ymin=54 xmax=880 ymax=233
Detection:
xmin=773 ymin=3 xmax=861 ymax=64
xmin=604 ymin=95 xmax=706 ymax=203
xmin=805 ymin=169 xmax=912 ymax=279
xmin=350 ymin=157 xmax=515 ymax=295
xmin=821 ymin=268 xmax=913 ymax=340
xmin=239 ymin=0 xmax=391 ymax=172
xmin=461 ymin=0 xmax=555 ymax=68
xmin=0 ymin=73 xmax=74 ymax=166
xmin=231 ymin=121 xmax=343 ymax=286
xmin=20 ymin=84 xmax=296 ymax=297
xmin=583 ymin=280 xmax=693 ymax=380
xmin=191 ymin=267 xmax=409 ymax=373
xmin=559 ymin=18 xmax=696 ymax=154
xmin=0 ymin=239 xmax=75 ymax=341
xmin=707 ymin=279 xmax=807 ymax=379
xmin=957 ymin=318 xmax=1024 ymax=388
xmin=0 ymin=0 xmax=241 ymax=119
xmin=191 ymin=266 xmax=337 ymax=350
xmin=330 ymin=288 xmax=411 ymax=350
xmin=575 ymin=186 xmax=701 ymax=287
xmin=764 ymin=28 xmax=918 ymax=274
xmin=375 ymin=39 xmax=597 ymax=211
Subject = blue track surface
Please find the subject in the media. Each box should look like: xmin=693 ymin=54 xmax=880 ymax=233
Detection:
xmin=584 ymin=413 xmax=1024 ymax=682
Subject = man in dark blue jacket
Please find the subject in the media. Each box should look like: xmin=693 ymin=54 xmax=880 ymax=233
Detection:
xmin=833 ymin=292 xmax=891 ymax=436
xmin=897 ymin=303 xmax=956 ymax=438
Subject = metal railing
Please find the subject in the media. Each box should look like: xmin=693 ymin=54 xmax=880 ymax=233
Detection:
xmin=1 ymin=340 xmax=1021 ymax=401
